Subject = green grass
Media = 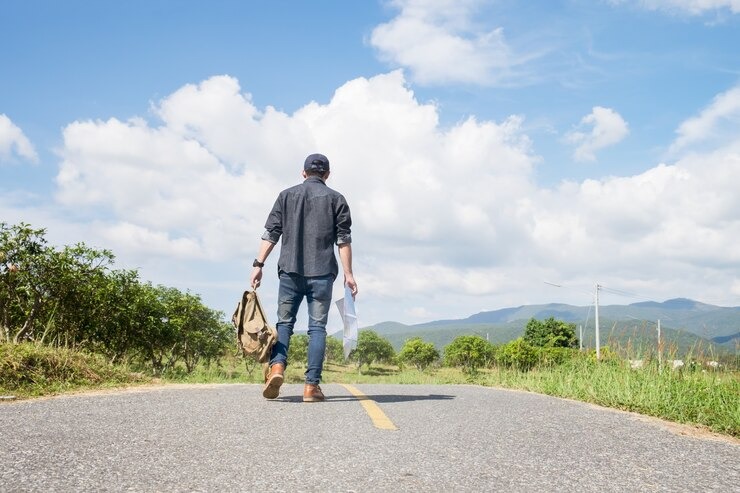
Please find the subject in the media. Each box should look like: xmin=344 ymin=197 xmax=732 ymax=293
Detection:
xmin=159 ymin=354 xmax=267 ymax=384
xmin=475 ymin=358 xmax=739 ymax=437
xmin=0 ymin=343 xmax=150 ymax=398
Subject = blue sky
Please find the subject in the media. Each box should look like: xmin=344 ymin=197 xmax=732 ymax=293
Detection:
xmin=2 ymin=0 xmax=740 ymax=330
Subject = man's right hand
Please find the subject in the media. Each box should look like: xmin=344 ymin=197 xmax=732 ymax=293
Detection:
xmin=344 ymin=274 xmax=358 ymax=299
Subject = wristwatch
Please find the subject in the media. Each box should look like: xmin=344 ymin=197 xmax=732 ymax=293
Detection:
xmin=252 ymin=259 xmax=265 ymax=268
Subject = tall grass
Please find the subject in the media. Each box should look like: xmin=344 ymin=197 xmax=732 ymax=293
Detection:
xmin=477 ymin=356 xmax=739 ymax=437
xmin=0 ymin=343 xmax=149 ymax=398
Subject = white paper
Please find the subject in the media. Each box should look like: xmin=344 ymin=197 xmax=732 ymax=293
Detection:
xmin=335 ymin=285 xmax=358 ymax=360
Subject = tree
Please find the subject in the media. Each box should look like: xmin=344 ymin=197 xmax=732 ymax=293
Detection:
xmin=1 ymin=222 xmax=234 ymax=375
xmin=42 ymin=243 xmax=115 ymax=348
xmin=0 ymin=223 xmax=114 ymax=346
xmin=138 ymin=285 xmax=231 ymax=375
xmin=165 ymin=291 xmax=231 ymax=373
xmin=92 ymin=269 xmax=145 ymax=363
xmin=1 ymin=222 xmax=55 ymax=343
xmin=398 ymin=337 xmax=439 ymax=371
xmin=444 ymin=335 xmax=494 ymax=374
xmin=524 ymin=317 xmax=578 ymax=348
xmin=129 ymin=283 xmax=171 ymax=374
xmin=351 ymin=330 xmax=395 ymax=372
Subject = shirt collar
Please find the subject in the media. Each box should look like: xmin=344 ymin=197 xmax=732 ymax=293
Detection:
xmin=304 ymin=176 xmax=326 ymax=185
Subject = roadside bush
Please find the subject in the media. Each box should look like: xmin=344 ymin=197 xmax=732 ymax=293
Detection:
xmin=444 ymin=335 xmax=495 ymax=374
xmin=498 ymin=338 xmax=538 ymax=371
xmin=325 ymin=335 xmax=344 ymax=363
xmin=398 ymin=337 xmax=440 ymax=371
xmin=288 ymin=334 xmax=309 ymax=365
xmin=350 ymin=330 xmax=395 ymax=372
xmin=287 ymin=334 xmax=343 ymax=365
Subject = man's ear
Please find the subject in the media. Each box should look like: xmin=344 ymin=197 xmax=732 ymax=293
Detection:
xmin=323 ymin=171 xmax=331 ymax=180
xmin=302 ymin=170 xmax=308 ymax=179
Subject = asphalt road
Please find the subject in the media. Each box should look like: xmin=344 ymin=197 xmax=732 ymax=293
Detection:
xmin=1 ymin=383 xmax=738 ymax=492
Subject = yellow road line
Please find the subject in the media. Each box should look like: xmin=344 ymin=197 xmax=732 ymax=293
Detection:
xmin=340 ymin=384 xmax=398 ymax=431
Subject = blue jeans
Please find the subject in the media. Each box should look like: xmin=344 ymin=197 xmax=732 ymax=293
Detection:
xmin=269 ymin=272 xmax=334 ymax=385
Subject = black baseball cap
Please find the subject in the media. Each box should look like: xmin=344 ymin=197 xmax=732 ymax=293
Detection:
xmin=304 ymin=153 xmax=330 ymax=173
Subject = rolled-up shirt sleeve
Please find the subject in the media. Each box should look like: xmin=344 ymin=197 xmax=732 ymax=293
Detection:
xmin=335 ymin=195 xmax=352 ymax=245
xmin=262 ymin=196 xmax=283 ymax=244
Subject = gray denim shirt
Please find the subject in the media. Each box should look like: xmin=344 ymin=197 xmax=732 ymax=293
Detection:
xmin=262 ymin=176 xmax=352 ymax=279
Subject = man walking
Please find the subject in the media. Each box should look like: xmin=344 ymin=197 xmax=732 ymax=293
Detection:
xmin=250 ymin=153 xmax=358 ymax=402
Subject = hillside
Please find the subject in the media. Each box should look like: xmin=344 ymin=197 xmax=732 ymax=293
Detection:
xmin=365 ymin=298 xmax=739 ymax=354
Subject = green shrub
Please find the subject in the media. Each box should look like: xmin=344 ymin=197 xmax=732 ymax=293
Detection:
xmin=444 ymin=335 xmax=495 ymax=374
xmin=286 ymin=334 xmax=343 ymax=366
xmin=287 ymin=334 xmax=309 ymax=366
xmin=325 ymin=335 xmax=344 ymax=363
xmin=498 ymin=338 xmax=538 ymax=371
xmin=350 ymin=330 xmax=395 ymax=372
xmin=398 ymin=337 xmax=440 ymax=371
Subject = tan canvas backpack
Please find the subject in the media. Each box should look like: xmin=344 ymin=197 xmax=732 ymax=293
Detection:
xmin=232 ymin=289 xmax=277 ymax=364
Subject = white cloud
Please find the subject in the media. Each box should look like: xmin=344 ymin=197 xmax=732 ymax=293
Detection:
xmin=0 ymin=114 xmax=38 ymax=164
xmin=565 ymin=106 xmax=629 ymax=162
xmin=370 ymin=0 xmax=531 ymax=85
xmin=100 ymin=222 xmax=204 ymax=259
xmin=51 ymin=71 xmax=540 ymax=321
xmin=732 ymin=279 xmax=740 ymax=297
xmin=45 ymin=73 xmax=740 ymax=324
xmin=609 ymin=0 xmax=740 ymax=14
xmin=670 ymin=85 xmax=740 ymax=153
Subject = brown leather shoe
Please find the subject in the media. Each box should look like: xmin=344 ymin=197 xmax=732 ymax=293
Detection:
xmin=262 ymin=363 xmax=284 ymax=399
xmin=303 ymin=384 xmax=325 ymax=402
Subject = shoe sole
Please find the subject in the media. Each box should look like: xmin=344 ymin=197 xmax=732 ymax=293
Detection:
xmin=302 ymin=395 xmax=325 ymax=403
xmin=262 ymin=374 xmax=284 ymax=399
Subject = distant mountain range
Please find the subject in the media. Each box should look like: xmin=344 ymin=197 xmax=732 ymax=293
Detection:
xmin=365 ymin=298 xmax=740 ymax=355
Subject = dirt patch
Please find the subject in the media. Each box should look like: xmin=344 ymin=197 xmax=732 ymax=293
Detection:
xmin=629 ymin=413 xmax=740 ymax=445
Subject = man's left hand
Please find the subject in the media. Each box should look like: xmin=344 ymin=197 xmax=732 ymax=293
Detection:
xmin=250 ymin=267 xmax=263 ymax=290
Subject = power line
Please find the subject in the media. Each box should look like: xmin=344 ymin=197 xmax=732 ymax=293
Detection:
xmin=542 ymin=280 xmax=594 ymax=298
xmin=599 ymin=285 xmax=640 ymax=298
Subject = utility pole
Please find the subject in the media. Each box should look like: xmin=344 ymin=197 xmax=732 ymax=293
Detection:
xmin=657 ymin=319 xmax=661 ymax=367
xmin=594 ymin=284 xmax=601 ymax=360
xmin=579 ymin=325 xmax=583 ymax=351
xmin=543 ymin=280 xmax=601 ymax=357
